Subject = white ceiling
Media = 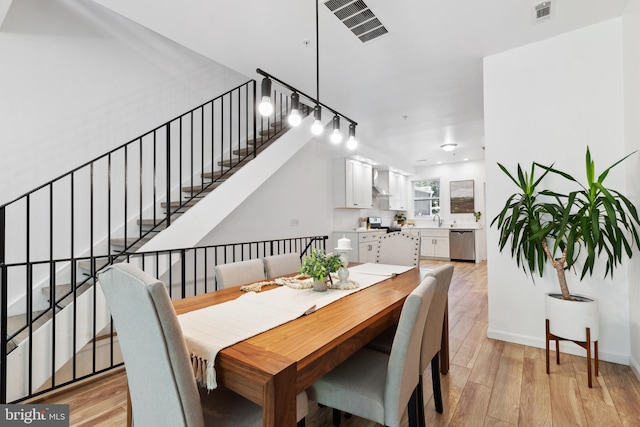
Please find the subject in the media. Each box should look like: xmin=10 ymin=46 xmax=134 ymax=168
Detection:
xmin=94 ymin=0 xmax=628 ymax=168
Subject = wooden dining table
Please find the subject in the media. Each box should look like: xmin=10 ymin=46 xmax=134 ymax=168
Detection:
xmin=173 ymin=266 xmax=447 ymax=427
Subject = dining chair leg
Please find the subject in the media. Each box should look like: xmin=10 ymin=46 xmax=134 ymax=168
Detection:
xmin=417 ymin=375 xmax=426 ymax=427
xmin=431 ymin=353 xmax=443 ymax=414
xmin=332 ymin=408 xmax=341 ymax=427
xmin=408 ymin=386 xmax=419 ymax=427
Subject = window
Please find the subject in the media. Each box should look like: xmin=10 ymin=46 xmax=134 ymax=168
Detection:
xmin=413 ymin=179 xmax=440 ymax=217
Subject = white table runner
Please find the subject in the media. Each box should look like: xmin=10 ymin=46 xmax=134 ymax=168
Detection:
xmin=178 ymin=263 xmax=414 ymax=389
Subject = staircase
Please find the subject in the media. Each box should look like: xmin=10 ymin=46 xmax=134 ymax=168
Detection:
xmin=1 ymin=80 xmax=312 ymax=402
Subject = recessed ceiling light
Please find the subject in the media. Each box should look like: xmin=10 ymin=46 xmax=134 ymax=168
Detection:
xmin=437 ymin=161 xmax=442 ymax=164
xmin=441 ymin=143 xmax=457 ymax=152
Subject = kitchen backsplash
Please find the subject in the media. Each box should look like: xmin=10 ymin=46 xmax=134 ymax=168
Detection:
xmin=333 ymin=208 xmax=398 ymax=231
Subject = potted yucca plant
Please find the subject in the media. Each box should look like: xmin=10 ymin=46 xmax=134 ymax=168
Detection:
xmin=491 ymin=147 xmax=640 ymax=386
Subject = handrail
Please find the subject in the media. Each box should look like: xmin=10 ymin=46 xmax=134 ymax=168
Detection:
xmin=1 ymin=235 xmax=327 ymax=403
xmin=0 ymin=79 xmax=306 ymax=404
xmin=0 ymin=80 xmax=256 ymax=210
xmin=0 ymin=65 xmax=342 ymax=404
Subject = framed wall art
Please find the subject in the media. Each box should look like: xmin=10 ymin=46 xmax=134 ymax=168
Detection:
xmin=450 ymin=180 xmax=474 ymax=213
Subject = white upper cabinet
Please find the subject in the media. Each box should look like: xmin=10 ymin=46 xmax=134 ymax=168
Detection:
xmin=333 ymin=158 xmax=373 ymax=209
xmin=378 ymin=170 xmax=408 ymax=210
xmin=389 ymin=171 xmax=408 ymax=210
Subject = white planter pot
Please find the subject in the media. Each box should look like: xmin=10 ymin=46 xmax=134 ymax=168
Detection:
xmin=545 ymin=292 xmax=599 ymax=342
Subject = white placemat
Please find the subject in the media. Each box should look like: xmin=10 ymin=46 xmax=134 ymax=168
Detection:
xmin=178 ymin=263 xmax=415 ymax=389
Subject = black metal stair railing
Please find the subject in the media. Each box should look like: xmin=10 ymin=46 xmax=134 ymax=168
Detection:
xmin=0 ymin=78 xmax=308 ymax=403
xmin=0 ymin=235 xmax=327 ymax=403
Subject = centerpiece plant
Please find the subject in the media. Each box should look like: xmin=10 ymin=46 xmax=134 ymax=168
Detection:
xmin=299 ymin=248 xmax=343 ymax=291
xmin=492 ymin=147 xmax=640 ymax=301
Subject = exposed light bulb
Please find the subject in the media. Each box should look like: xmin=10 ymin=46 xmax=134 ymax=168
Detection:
xmin=311 ymin=105 xmax=323 ymax=135
xmin=288 ymin=93 xmax=301 ymax=126
xmin=330 ymin=115 xmax=342 ymax=144
xmin=258 ymin=96 xmax=273 ymax=116
xmin=331 ymin=129 xmax=343 ymax=144
xmin=258 ymin=77 xmax=274 ymax=117
xmin=288 ymin=110 xmax=301 ymax=126
xmin=346 ymin=123 xmax=357 ymax=149
xmin=311 ymin=120 xmax=323 ymax=135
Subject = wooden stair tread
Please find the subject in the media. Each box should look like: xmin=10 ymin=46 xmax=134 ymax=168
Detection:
xmin=160 ymin=199 xmax=200 ymax=209
xmin=77 ymin=257 xmax=113 ymax=273
xmin=7 ymin=309 xmax=56 ymax=352
xmin=110 ymin=237 xmax=151 ymax=249
xmin=181 ymin=182 xmax=222 ymax=193
xmin=202 ymin=168 xmax=237 ymax=180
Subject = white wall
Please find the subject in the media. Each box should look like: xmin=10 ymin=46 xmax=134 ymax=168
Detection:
xmin=0 ymin=0 xmax=247 ymax=206
xmin=623 ymin=0 xmax=640 ymax=378
xmin=484 ymin=18 xmax=631 ymax=363
xmin=200 ymin=140 xmax=334 ymax=246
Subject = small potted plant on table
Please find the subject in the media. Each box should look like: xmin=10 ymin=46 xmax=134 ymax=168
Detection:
xmin=299 ymin=249 xmax=343 ymax=292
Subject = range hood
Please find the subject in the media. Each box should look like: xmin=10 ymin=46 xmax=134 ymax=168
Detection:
xmin=372 ymin=169 xmax=390 ymax=196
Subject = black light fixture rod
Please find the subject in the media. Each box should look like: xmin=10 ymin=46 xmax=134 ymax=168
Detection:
xmin=316 ymin=0 xmax=320 ymax=104
xmin=256 ymin=68 xmax=357 ymax=126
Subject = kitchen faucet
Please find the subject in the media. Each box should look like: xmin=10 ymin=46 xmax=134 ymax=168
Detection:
xmin=433 ymin=213 xmax=442 ymax=227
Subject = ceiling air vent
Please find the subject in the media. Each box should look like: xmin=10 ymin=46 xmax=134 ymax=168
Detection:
xmin=534 ymin=1 xmax=552 ymax=21
xmin=324 ymin=0 xmax=389 ymax=43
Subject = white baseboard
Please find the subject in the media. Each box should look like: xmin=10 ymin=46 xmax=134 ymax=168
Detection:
xmin=630 ymin=354 xmax=640 ymax=381
xmin=487 ymin=328 xmax=630 ymax=365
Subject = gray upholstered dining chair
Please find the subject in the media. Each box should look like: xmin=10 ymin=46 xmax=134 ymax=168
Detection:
xmin=97 ymin=263 xmax=308 ymax=427
xmin=307 ymin=275 xmax=436 ymax=427
xmin=376 ymin=232 xmax=421 ymax=267
xmin=367 ymin=264 xmax=454 ymax=426
xmin=214 ymin=258 xmax=266 ymax=289
xmin=263 ymin=252 xmax=302 ymax=278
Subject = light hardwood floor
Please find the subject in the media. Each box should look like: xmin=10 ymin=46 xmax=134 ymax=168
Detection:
xmin=35 ymin=260 xmax=640 ymax=426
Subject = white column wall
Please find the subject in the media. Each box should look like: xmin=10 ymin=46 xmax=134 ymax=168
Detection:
xmin=0 ymin=0 xmax=247 ymax=205
xmin=484 ymin=18 xmax=630 ymax=363
xmin=623 ymin=0 xmax=640 ymax=378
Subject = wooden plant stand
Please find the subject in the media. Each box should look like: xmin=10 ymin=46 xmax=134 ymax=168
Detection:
xmin=545 ymin=319 xmax=599 ymax=388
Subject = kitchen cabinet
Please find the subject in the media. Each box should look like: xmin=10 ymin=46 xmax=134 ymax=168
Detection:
xmin=333 ymin=158 xmax=373 ymax=209
xmin=420 ymin=228 xmax=450 ymax=260
xmin=332 ymin=230 xmax=385 ymax=264
xmin=378 ymin=170 xmax=408 ymax=210
xmin=389 ymin=171 xmax=408 ymax=210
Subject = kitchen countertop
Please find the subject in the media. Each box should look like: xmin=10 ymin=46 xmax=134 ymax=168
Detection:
xmin=402 ymin=223 xmax=483 ymax=230
xmin=334 ymin=223 xmax=483 ymax=233
xmin=334 ymin=228 xmax=389 ymax=233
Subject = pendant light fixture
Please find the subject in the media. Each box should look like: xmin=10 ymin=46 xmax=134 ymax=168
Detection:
xmin=311 ymin=105 xmax=324 ymax=135
xmin=312 ymin=0 xmax=323 ymax=136
xmin=346 ymin=123 xmax=358 ymax=150
xmin=258 ymin=77 xmax=273 ymax=117
xmin=330 ymin=115 xmax=343 ymax=144
xmin=288 ymin=92 xmax=302 ymax=126
xmin=256 ymin=1 xmax=358 ymax=148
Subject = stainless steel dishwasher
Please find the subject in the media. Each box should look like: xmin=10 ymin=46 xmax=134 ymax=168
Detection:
xmin=449 ymin=229 xmax=475 ymax=261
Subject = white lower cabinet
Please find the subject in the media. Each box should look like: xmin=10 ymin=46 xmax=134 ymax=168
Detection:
xmin=420 ymin=229 xmax=450 ymax=260
xmin=332 ymin=231 xmax=385 ymax=264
